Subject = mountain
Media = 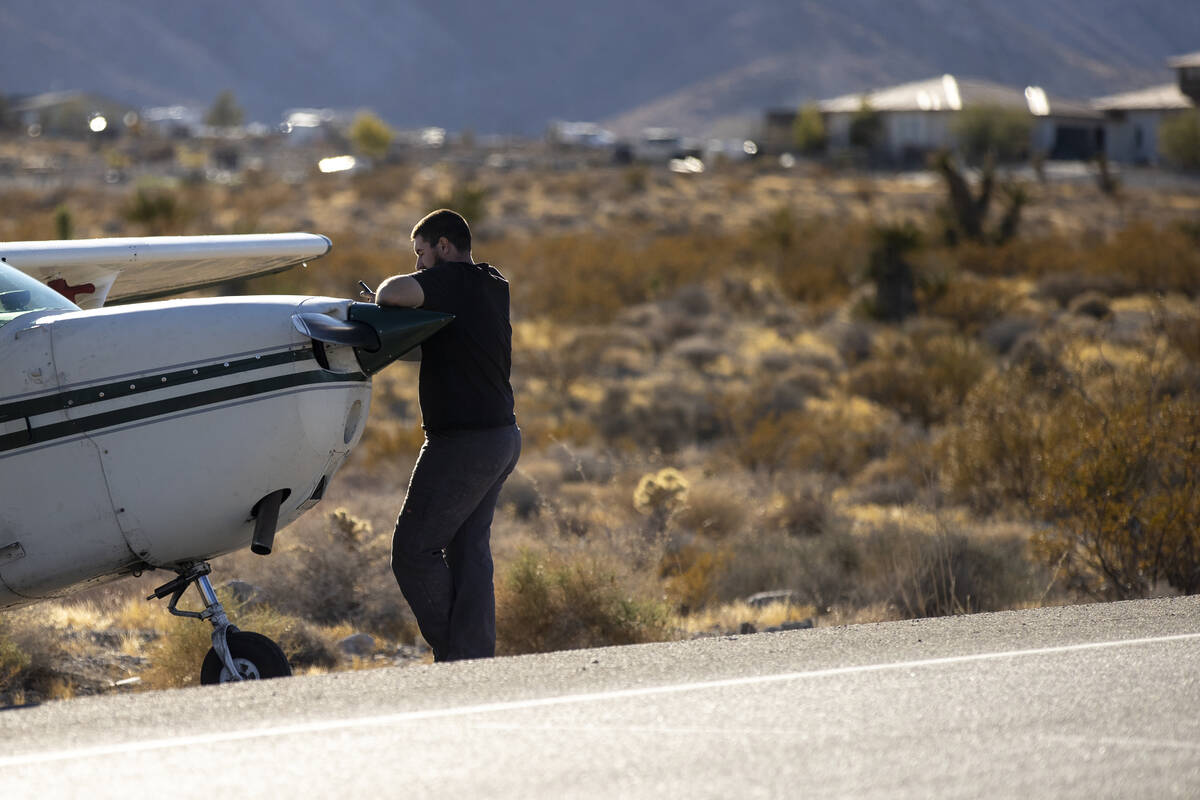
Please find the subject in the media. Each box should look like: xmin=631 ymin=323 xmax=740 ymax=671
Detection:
xmin=2 ymin=0 xmax=1198 ymax=137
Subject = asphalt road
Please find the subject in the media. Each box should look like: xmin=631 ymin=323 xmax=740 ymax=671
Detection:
xmin=2 ymin=596 xmax=1199 ymax=799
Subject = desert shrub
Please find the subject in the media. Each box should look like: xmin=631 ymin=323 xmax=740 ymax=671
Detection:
xmin=765 ymin=474 xmax=839 ymax=537
xmin=495 ymin=548 xmax=672 ymax=654
xmin=925 ymin=274 xmax=1023 ymax=333
xmin=760 ymin=214 xmax=867 ymax=307
xmin=124 ymin=186 xmax=184 ymax=234
xmin=980 ymin=316 xmax=1038 ymax=355
xmin=499 ymin=468 xmax=544 ymax=519
xmin=1159 ymin=110 xmax=1200 ymax=170
xmin=712 ymin=527 xmax=861 ymax=611
xmin=1165 ymin=312 xmax=1200 ymax=363
xmin=845 ymin=457 xmax=922 ymax=506
xmin=659 ymin=537 xmax=731 ymax=612
xmin=140 ymin=610 xmax=213 ymax=690
xmin=0 ymin=624 xmax=31 ymax=691
xmin=360 ymin=418 xmax=425 ymax=466
xmin=434 ymin=182 xmax=490 ymax=224
xmin=944 ymin=338 xmax=1200 ymax=600
xmin=1067 ymin=291 xmax=1112 ymax=319
xmin=939 ymin=360 xmax=1062 ymax=514
xmin=1086 ymin=221 xmax=1200 ymax=297
xmin=597 ymin=378 xmax=721 ymax=453
xmin=755 ymin=365 xmax=829 ymax=414
xmin=848 ymin=330 xmax=988 ymax=425
xmin=1035 ymin=270 xmax=1126 ymax=307
xmin=859 ymin=519 xmax=1036 ymax=617
xmin=675 ymin=479 xmax=750 ymax=540
xmin=623 ymin=165 xmax=648 ymax=194
xmin=1030 ymin=376 xmax=1200 ymax=599
xmin=351 ymin=163 xmax=414 ymax=204
xmin=0 ymin=614 xmax=75 ymax=703
xmin=734 ymin=396 xmax=898 ymax=476
xmin=819 ymin=317 xmax=874 ymax=366
xmin=235 ymin=508 xmax=415 ymax=641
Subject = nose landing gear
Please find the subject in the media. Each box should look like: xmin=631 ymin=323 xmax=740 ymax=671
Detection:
xmin=148 ymin=562 xmax=291 ymax=685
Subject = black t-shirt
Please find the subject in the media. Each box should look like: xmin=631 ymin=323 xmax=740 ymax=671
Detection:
xmin=412 ymin=261 xmax=515 ymax=431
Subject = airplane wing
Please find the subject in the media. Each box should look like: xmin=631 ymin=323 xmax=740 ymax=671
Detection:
xmin=0 ymin=233 xmax=332 ymax=309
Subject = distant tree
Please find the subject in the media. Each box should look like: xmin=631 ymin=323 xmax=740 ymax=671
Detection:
xmin=952 ymin=105 xmax=1032 ymax=165
xmin=848 ymin=99 xmax=884 ymax=152
xmin=792 ymin=104 xmax=827 ymax=155
xmin=1159 ymin=110 xmax=1200 ymax=170
xmin=205 ymin=90 xmax=245 ymax=128
xmin=349 ymin=111 xmax=395 ymax=160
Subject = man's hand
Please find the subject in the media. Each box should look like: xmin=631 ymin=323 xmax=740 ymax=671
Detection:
xmin=357 ymin=280 xmax=376 ymax=303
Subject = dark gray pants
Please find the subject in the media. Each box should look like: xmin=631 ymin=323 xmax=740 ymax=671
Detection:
xmin=391 ymin=424 xmax=520 ymax=661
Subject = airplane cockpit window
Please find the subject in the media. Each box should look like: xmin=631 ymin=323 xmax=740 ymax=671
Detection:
xmin=0 ymin=263 xmax=81 ymax=329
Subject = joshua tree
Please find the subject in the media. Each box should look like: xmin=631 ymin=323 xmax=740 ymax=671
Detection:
xmin=932 ymin=149 xmax=1027 ymax=246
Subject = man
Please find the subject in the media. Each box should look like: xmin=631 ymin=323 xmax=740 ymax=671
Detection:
xmin=373 ymin=208 xmax=520 ymax=661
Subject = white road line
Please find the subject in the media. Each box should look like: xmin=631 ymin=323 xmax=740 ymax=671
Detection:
xmin=2 ymin=631 xmax=1198 ymax=768
xmin=1044 ymin=734 xmax=1200 ymax=752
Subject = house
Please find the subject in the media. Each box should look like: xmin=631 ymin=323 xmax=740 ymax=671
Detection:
xmin=1170 ymin=50 xmax=1200 ymax=103
xmin=1093 ymin=51 xmax=1198 ymax=165
xmin=9 ymin=90 xmax=135 ymax=138
xmin=765 ymin=50 xmax=1200 ymax=167
xmin=814 ymin=74 xmax=1103 ymax=165
xmin=141 ymin=105 xmax=205 ymax=139
xmin=279 ymin=108 xmax=350 ymax=145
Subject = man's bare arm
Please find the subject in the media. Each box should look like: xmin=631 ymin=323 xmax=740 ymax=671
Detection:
xmin=375 ymin=274 xmax=425 ymax=307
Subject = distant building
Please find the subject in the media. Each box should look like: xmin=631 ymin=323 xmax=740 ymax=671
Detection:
xmin=280 ymin=107 xmax=350 ymax=145
xmin=815 ymin=74 xmax=1103 ymax=164
xmin=1092 ymin=84 xmax=1193 ymax=165
xmin=762 ymin=110 xmax=803 ymax=155
xmin=141 ymin=105 xmax=205 ymax=138
xmin=547 ymin=121 xmax=615 ymax=148
xmin=1169 ymin=50 xmax=1200 ymax=104
xmin=632 ymin=127 xmax=686 ymax=161
xmin=10 ymin=90 xmax=134 ymax=138
xmin=1094 ymin=51 xmax=1198 ymax=165
xmin=767 ymin=51 xmax=1200 ymax=168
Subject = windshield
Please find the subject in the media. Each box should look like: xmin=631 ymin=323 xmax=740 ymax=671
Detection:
xmin=0 ymin=262 xmax=80 ymax=329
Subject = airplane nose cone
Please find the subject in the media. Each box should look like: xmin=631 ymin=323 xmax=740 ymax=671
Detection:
xmin=346 ymin=302 xmax=453 ymax=375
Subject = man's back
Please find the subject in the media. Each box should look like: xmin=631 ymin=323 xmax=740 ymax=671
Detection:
xmin=412 ymin=260 xmax=514 ymax=432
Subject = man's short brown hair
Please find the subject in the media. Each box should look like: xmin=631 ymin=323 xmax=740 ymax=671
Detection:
xmin=411 ymin=208 xmax=471 ymax=252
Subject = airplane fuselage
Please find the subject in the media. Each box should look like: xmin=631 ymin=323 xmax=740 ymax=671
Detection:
xmin=0 ymin=295 xmax=371 ymax=607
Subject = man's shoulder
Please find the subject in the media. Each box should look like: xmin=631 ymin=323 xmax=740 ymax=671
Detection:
xmin=477 ymin=262 xmax=508 ymax=284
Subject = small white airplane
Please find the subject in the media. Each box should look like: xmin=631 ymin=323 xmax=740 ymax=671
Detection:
xmin=0 ymin=234 xmax=450 ymax=684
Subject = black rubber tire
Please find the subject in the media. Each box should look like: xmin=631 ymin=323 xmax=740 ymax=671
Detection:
xmin=200 ymin=630 xmax=292 ymax=685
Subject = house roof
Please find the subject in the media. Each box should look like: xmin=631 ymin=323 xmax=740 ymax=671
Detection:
xmin=818 ymin=74 xmax=1099 ymax=118
xmin=1091 ymin=83 xmax=1195 ymax=111
xmin=10 ymin=90 xmax=132 ymax=113
xmin=1167 ymin=50 xmax=1200 ymax=69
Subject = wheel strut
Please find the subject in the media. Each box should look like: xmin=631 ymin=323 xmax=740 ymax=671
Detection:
xmin=148 ymin=562 xmax=243 ymax=681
